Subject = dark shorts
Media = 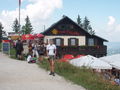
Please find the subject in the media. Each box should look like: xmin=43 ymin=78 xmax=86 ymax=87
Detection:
xmin=39 ymin=53 xmax=44 ymax=56
xmin=48 ymin=55 xmax=55 ymax=60
xmin=16 ymin=50 xmax=22 ymax=55
xmin=38 ymin=50 xmax=44 ymax=56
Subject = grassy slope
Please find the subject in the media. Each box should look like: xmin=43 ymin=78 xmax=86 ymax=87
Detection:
xmin=38 ymin=59 xmax=120 ymax=90
xmin=7 ymin=47 xmax=120 ymax=90
xmin=10 ymin=48 xmax=16 ymax=59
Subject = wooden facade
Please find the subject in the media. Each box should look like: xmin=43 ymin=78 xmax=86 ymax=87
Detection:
xmin=42 ymin=16 xmax=108 ymax=57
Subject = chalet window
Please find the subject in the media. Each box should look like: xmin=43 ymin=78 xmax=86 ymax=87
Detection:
xmin=56 ymin=39 xmax=61 ymax=46
xmin=59 ymin=24 xmax=66 ymax=30
xmin=68 ymin=38 xmax=79 ymax=46
xmin=88 ymin=38 xmax=94 ymax=46
xmin=69 ymin=25 xmax=74 ymax=30
xmin=54 ymin=38 xmax=64 ymax=46
xmin=71 ymin=39 xmax=76 ymax=46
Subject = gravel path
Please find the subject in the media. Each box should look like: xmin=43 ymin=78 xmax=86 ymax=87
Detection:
xmin=0 ymin=53 xmax=85 ymax=90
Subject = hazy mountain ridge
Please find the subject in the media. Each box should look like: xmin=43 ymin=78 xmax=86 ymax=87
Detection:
xmin=105 ymin=42 xmax=120 ymax=56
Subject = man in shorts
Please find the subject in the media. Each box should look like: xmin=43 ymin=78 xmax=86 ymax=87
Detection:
xmin=37 ymin=41 xmax=45 ymax=61
xmin=46 ymin=39 xmax=56 ymax=76
xmin=15 ymin=40 xmax=24 ymax=60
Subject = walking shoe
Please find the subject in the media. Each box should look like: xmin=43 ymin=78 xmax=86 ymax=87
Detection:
xmin=49 ymin=72 xmax=53 ymax=75
xmin=52 ymin=72 xmax=55 ymax=76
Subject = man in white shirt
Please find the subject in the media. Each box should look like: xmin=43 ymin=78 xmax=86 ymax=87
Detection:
xmin=46 ymin=39 xmax=56 ymax=76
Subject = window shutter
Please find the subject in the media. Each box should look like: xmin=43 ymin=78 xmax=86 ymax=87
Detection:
xmin=61 ymin=38 xmax=64 ymax=46
xmin=68 ymin=38 xmax=71 ymax=46
xmin=76 ymin=38 xmax=79 ymax=46
xmin=53 ymin=38 xmax=56 ymax=45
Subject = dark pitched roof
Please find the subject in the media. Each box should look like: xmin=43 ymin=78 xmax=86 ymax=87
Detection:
xmin=42 ymin=16 xmax=108 ymax=42
xmin=92 ymin=35 xmax=108 ymax=42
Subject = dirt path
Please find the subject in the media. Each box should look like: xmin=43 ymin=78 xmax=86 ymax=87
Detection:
xmin=0 ymin=53 xmax=85 ymax=90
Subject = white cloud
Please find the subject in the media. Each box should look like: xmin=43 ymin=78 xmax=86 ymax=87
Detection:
xmin=21 ymin=0 xmax=24 ymax=3
xmin=106 ymin=16 xmax=120 ymax=42
xmin=107 ymin=16 xmax=115 ymax=26
xmin=0 ymin=0 xmax=63 ymax=33
xmin=95 ymin=16 xmax=120 ymax=42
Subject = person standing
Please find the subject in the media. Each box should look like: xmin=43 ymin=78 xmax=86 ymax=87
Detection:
xmin=32 ymin=41 xmax=39 ymax=58
xmin=38 ymin=42 xmax=45 ymax=61
xmin=46 ymin=39 xmax=56 ymax=76
xmin=28 ymin=42 xmax=33 ymax=54
xmin=15 ymin=40 xmax=24 ymax=60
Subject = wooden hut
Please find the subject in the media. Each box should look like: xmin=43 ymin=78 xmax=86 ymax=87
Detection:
xmin=42 ymin=16 xmax=108 ymax=57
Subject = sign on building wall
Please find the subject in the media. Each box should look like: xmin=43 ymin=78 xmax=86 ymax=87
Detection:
xmin=51 ymin=29 xmax=81 ymax=36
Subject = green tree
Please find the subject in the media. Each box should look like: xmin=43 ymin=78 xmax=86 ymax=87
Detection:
xmin=0 ymin=22 xmax=3 ymax=43
xmin=82 ymin=16 xmax=90 ymax=32
xmin=12 ymin=18 xmax=20 ymax=33
xmin=22 ymin=16 xmax=33 ymax=34
xmin=77 ymin=15 xmax=82 ymax=27
xmin=82 ymin=16 xmax=95 ymax=35
xmin=21 ymin=25 xmax=25 ymax=35
xmin=88 ymin=25 xmax=95 ymax=35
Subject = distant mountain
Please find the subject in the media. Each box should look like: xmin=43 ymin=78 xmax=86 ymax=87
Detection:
xmin=104 ymin=42 xmax=120 ymax=56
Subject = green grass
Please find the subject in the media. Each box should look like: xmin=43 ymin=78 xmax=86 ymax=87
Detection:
xmin=10 ymin=48 xmax=16 ymax=59
xmin=38 ymin=59 xmax=120 ymax=90
xmin=10 ymin=47 xmax=26 ymax=60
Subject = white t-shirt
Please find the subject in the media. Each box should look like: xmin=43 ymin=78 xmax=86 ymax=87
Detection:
xmin=47 ymin=44 xmax=56 ymax=56
xmin=27 ymin=55 xmax=32 ymax=62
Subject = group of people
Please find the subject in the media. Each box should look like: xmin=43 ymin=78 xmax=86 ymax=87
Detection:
xmin=15 ymin=39 xmax=57 ymax=76
xmin=103 ymin=69 xmax=120 ymax=85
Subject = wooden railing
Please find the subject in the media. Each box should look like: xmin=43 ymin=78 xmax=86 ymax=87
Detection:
xmin=57 ymin=45 xmax=107 ymax=58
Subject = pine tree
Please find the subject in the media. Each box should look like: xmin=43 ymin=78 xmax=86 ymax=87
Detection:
xmin=82 ymin=16 xmax=95 ymax=35
xmin=12 ymin=18 xmax=20 ymax=33
xmin=77 ymin=15 xmax=82 ymax=27
xmin=0 ymin=22 xmax=3 ymax=43
xmin=23 ymin=16 xmax=33 ymax=34
xmin=82 ymin=16 xmax=90 ymax=32
xmin=21 ymin=25 xmax=25 ymax=35
xmin=88 ymin=25 xmax=95 ymax=35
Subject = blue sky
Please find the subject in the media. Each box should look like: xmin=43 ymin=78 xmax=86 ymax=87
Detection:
xmin=52 ymin=0 xmax=120 ymax=27
xmin=0 ymin=0 xmax=120 ymax=42
xmin=52 ymin=0 xmax=120 ymax=19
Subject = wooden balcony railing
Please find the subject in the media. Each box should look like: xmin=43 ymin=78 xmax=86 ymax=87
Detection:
xmin=56 ymin=45 xmax=107 ymax=58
